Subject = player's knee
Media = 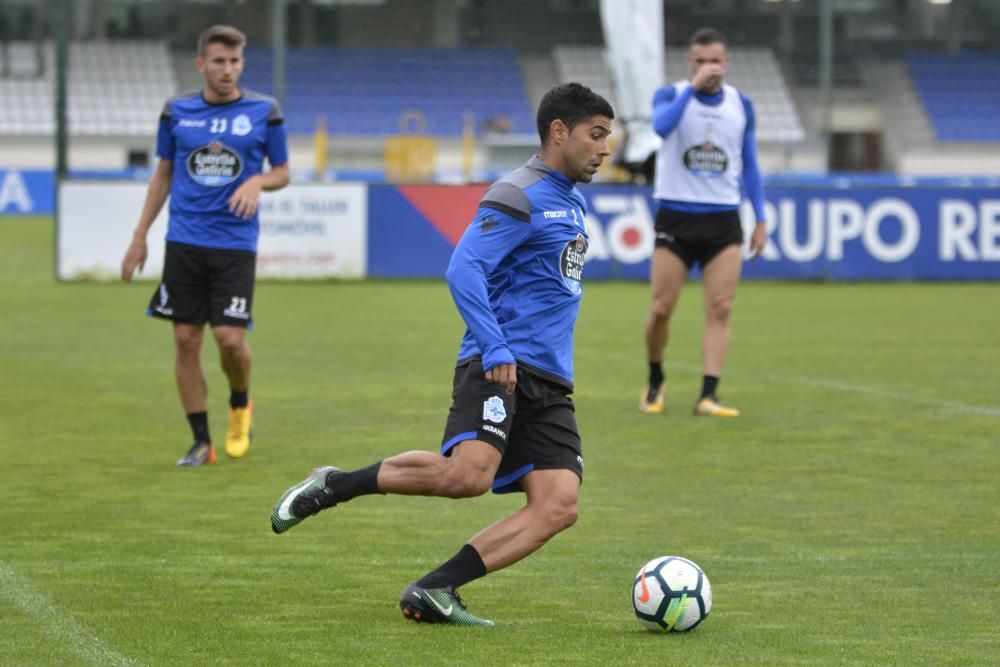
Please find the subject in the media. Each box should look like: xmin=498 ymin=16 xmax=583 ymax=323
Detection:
xmin=649 ymin=299 xmax=674 ymax=321
xmin=539 ymin=494 xmax=579 ymax=536
xmin=215 ymin=332 xmax=246 ymax=356
xmin=707 ymin=298 xmax=733 ymax=323
xmin=173 ymin=330 xmax=201 ymax=356
xmin=439 ymin=463 xmax=492 ymax=498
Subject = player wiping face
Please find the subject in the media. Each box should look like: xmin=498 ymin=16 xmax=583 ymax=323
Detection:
xmin=688 ymin=41 xmax=730 ymax=94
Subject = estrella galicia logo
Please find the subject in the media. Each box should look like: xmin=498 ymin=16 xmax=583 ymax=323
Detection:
xmin=683 ymin=141 xmax=728 ymax=177
xmin=186 ymin=141 xmax=243 ymax=186
xmin=482 ymin=396 xmax=507 ymax=423
xmin=560 ymin=233 xmax=587 ymax=294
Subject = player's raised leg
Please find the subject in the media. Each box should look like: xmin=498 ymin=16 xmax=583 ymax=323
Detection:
xmin=642 ymin=247 xmax=687 ymax=413
xmin=270 ymin=439 xmax=501 ymax=534
xmin=694 ymin=244 xmax=741 ymax=417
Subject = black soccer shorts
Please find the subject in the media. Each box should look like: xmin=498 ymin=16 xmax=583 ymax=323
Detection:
xmin=653 ymin=208 xmax=744 ymax=270
xmin=440 ymin=359 xmax=584 ymax=494
xmin=147 ymin=241 xmax=257 ymax=328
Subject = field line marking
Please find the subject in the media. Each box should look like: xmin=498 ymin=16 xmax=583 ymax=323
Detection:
xmin=664 ymin=362 xmax=1000 ymax=417
xmin=779 ymin=376 xmax=1000 ymax=417
xmin=0 ymin=560 xmax=140 ymax=667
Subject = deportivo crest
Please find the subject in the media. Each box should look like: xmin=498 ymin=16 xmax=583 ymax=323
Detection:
xmin=482 ymin=396 xmax=507 ymax=423
xmin=187 ymin=141 xmax=243 ymax=186
xmin=231 ymin=114 xmax=253 ymax=136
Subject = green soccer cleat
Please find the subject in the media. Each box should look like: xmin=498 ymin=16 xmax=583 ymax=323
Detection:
xmin=400 ymin=584 xmax=495 ymax=627
xmin=271 ymin=466 xmax=340 ymax=534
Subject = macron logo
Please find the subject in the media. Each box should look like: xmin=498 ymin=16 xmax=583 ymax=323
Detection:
xmin=543 ymin=210 xmax=568 ymax=219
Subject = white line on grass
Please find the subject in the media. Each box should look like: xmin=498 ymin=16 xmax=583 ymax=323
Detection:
xmin=0 ymin=560 xmax=139 ymax=667
xmin=780 ymin=375 xmax=1000 ymax=417
xmin=665 ymin=362 xmax=1000 ymax=417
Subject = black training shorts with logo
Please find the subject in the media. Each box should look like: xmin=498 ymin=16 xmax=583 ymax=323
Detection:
xmin=147 ymin=241 xmax=257 ymax=328
xmin=654 ymin=207 xmax=744 ymax=270
xmin=440 ymin=359 xmax=583 ymax=494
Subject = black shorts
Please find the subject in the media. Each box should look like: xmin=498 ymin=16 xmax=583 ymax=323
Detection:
xmin=440 ymin=359 xmax=583 ymax=494
xmin=147 ymin=242 xmax=256 ymax=328
xmin=654 ymin=208 xmax=744 ymax=270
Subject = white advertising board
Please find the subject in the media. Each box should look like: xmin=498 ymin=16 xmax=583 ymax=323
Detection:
xmin=57 ymin=182 xmax=367 ymax=280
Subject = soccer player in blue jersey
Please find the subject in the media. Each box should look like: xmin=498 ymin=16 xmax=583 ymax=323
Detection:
xmin=270 ymin=83 xmax=613 ymax=626
xmin=121 ymin=25 xmax=290 ymax=466
xmin=639 ymin=28 xmax=768 ymax=418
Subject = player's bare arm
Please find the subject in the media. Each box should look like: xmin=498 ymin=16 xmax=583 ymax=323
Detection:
xmin=227 ymin=162 xmax=290 ymax=219
xmin=748 ymin=222 xmax=768 ymax=259
xmin=122 ymin=158 xmax=173 ymax=281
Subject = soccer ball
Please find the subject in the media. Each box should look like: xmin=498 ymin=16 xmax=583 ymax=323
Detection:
xmin=632 ymin=556 xmax=712 ymax=632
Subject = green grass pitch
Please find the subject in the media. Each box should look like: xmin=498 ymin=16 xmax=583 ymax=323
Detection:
xmin=1 ymin=216 xmax=997 ymax=665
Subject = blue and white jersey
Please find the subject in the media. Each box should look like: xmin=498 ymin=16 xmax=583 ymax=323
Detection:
xmin=446 ymin=156 xmax=589 ymax=389
xmin=156 ymin=88 xmax=289 ymax=252
xmin=651 ymin=81 xmax=766 ymax=220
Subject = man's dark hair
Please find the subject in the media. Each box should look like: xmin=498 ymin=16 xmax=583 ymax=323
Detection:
xmin=690 ymin=28 xmax=727 ymax=48
xmin=197 ymin=24 xmax=247 ymax=56
xmin=536 ymin=83 xmax=614 ymax=145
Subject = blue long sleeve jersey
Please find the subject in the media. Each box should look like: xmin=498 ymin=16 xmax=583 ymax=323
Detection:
xmin=652 ymin=85 xmax=766 ymax=221
xmin=445 ymin=156 xmax=589 ymax=390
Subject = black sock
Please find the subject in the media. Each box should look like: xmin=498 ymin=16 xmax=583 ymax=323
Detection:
xmin=187 ymin=411 xmax=211 ymax=444
xmin=416 ymin=544 xmax=488 ymax=590
xmin=701 ymin=375 xmax=720 ymax=400
xmin=325 ymin=462 xmax=384 ymax=504
xmin=229 ymin=390 xmax=249 ymax=409
xmin=649 ymin=362 xmax=664 ymax=388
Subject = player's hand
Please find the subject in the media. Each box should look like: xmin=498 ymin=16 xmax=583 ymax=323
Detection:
xmin=748 ymin=222 xmax=767 ymax=259
xmin=691 ymin=64 xmax=724 ymax=92
xmin=486 ymin=363 xmax=518 ymax=395
xmin=228 ymin=176 xmax=263 ymax=219
xmin=121 ymin=236 xmax=148 ymax=281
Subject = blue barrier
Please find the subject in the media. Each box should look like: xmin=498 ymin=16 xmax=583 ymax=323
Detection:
xmin=368 ymin=183 xmax=1000 ymax=281
xmin=18 ymin=171 xmax=1000 ymax=280
xmin=0 ymin=170 xmax=55 ymax=215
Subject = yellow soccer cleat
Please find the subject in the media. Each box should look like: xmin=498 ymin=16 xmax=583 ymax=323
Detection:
xmin=640 ymin=384 xmax=665 ymax=414
xmin=225 ymin=399 xmax=253 ymax=458
xmin=693 ymin=397 xmax=740 ymax=418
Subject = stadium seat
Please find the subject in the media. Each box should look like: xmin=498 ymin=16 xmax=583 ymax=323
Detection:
xmin=239 ymin=46 xmax=534 ymax=137
xmin=907 ymin=52 xmax=1000 ymax=143
xmin=0 ymin=40 xmax=175 ymax=136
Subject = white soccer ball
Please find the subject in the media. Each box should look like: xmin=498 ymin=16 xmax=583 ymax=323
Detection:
xmin=632 ymin=556 xmax=712 ymax=632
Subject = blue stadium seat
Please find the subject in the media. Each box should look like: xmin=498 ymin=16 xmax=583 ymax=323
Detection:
xmin=907 ymin=52 xmax=1000 ymax=143
xmin=241 ymin=46 xmax=534 ymax=136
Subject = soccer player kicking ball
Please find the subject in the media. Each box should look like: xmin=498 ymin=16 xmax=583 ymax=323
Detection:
xmin=121 ymin=25 xmax=289 ymax=466
xmin=272 ymin=83 xmax=614 ymax=627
